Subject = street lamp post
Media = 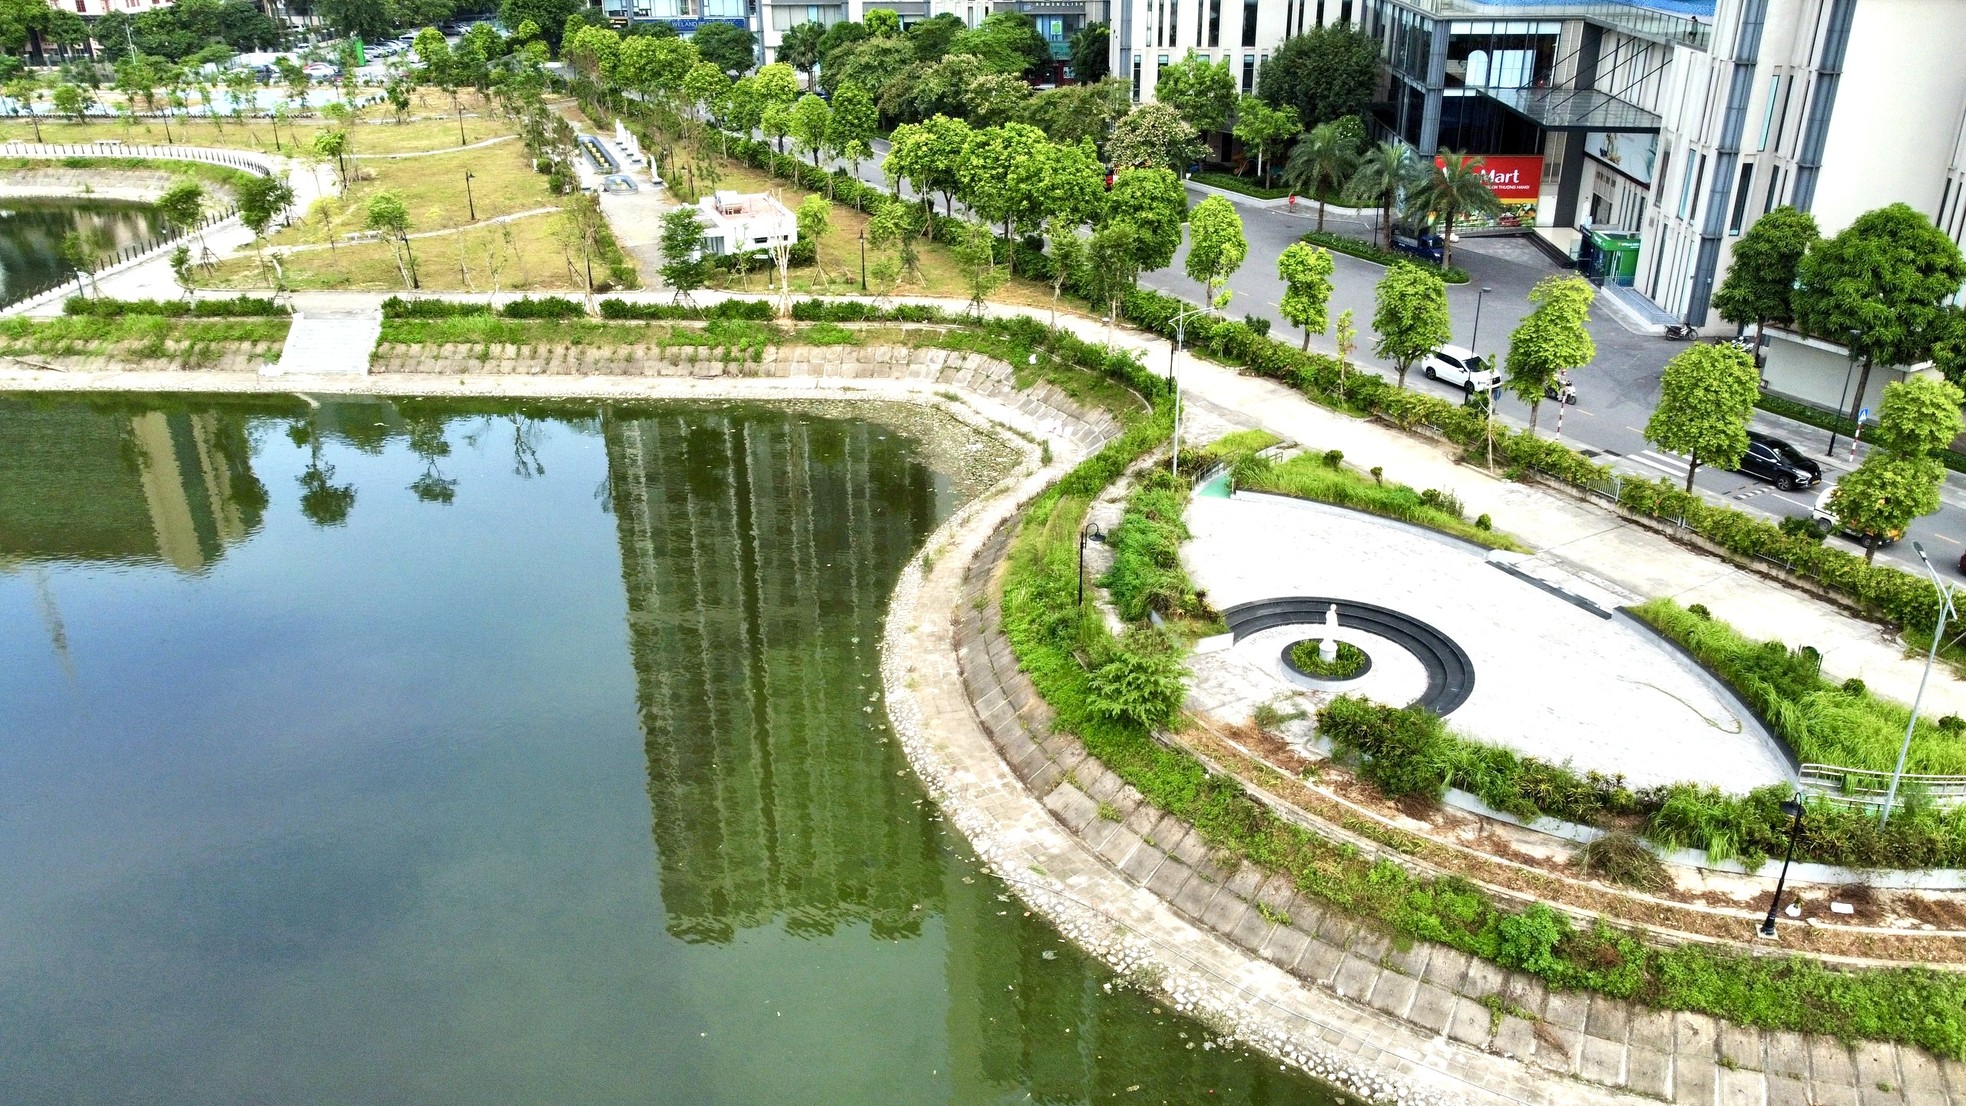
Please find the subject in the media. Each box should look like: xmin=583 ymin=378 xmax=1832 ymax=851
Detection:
xmin=1827 ymin=328 xmax=1860 ymax=457
xmin=1758 ymin=793 xmax=1807 ymax=938
xmin=858 ymin=230 xmax=867 ymax=292
xmin=1882 ymin=542 xmax=1958 ymax=824
xmin=1470 ymin=285 xmax=1493 ymax=352
xmin=464 ymin=170 xmax=477 ymax=222
xmin=1077 ymin=523 xmax=1106 ymax=611
xmin=1168 ymin=303 xmax=1212 ymax=477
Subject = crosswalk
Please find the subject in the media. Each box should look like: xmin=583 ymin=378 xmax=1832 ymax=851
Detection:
xmin=1617 ymin=448 xmax=1696 ymax=481
xmin=1611 ymin=450 xmax=1789 ymax=502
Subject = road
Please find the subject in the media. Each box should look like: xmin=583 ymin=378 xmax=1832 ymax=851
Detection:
xmin=716 ymin=129 xmax=1966 ymax=576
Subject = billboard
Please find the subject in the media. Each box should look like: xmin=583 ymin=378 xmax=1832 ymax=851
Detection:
xmin=1432 ymin=155 xmax=1544 ymax=201
xmin=1582 ymin=131 xmax=1658 ymax=186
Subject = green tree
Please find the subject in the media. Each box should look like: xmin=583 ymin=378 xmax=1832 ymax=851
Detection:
xmin=950 ymin=11 xmax=1048 ymax=76
xmin=777 ymin=21 xmax=825 ymax=84
xmin=500 ymin=0 xmax=579 ymax=52
xmin=761 ymin=100 xmax=793 ymax=159
xmin=863 ymin=7 xmax=901 ymax=37
xmin=1084 ymin=224 xmax=1142 ymax=348
xmin=1184 ymin=195 xmax=1246 ymax=310
xmin=1711 ymin=206 xmax=1819 ymax=366
xmin=1277 ymin=241 xmax=1335 ymax=351
xmin=1504 ymin=275 xmax=1596 ymax=430
xmin=961 ymin=72 xmax=1032 ymax=127
xmin=1373 ymin=262 xmax=1451 ymax=390
xmin=691 ymin=21 xmax=755 ymax=76
xmin=953 ymin=218 xmax=1004 ymax=313
xmin=1106 ymin=101 xmax=1202 ymax=172
xmin=885 ymin=113 xmax=971 ymax=223
xmin=366 ymin=189 xmax=418 ymax=290
xmin=236 ymin=173 xmax=295 ymax=286
xmin=49 ymin=81 xmax=88 ymax=122
xmin=1103 ymin=166 xmax=1186 ymax=274
xmin=415 ymin=26 xmax=470 ymax=146
xmin=312 ymin=128 xmax=350 ymax=193
xmin=867 ymin=198 xmax=924 ymax=283
xmin=681 ymin=61 xmax=730 ymax=129
xmin=317 ymin=0 xmax=390 ymax=43
xmin=659 ymin=205 xmax=706 ymax=302
xmin=788 ymin=91 xmax=831 ymax=168
xmin=1828 ymin=376 xmax=1966 ymax=562
xmin=1154 ymin=50 xmax=1236 ymax=134
xmin=1345 ymin=140 xmax=1416 ymax=249
xmin=796 ymin=193 xmax=831 ymax=284
xmin=1406 ymin=151 xmax=1502 ymax=270
xmin=1644 ymin=343 xmax=1760 ymax=491
xmin=1044 ymin=217 xmax=1087 ymax=326
xmin=1231 ymin=95 xmax=1298 ymax=185
xmin=907 ymin=12 xmax=965 ymax=63
xmin=1282 ymin=119 xmax=1359 ymax=232
xmin=5 ymin=76 xmax=40 ymax=142
xmin=1068 ymin=22 xmax=1109 ymax=83
xmin=828 ymin=80 xmax=878 ymax=196
xmin=1256 ymin=23 xmax=1379 ymax=127
xmin=1017 ymin=79 xmax=1131 ymax=149
xmin=957 ymin=122 xmax=1047 ymax=257
xmin=1794 ymin=203 xmax=1966 ymax=431
xmin=58 ymin=227 xmax=107 ymax=294
xmin=154 ymin=177 xmax=205 ymax=235
xmin=1871 ymin=375 xmax=1966 ymax=461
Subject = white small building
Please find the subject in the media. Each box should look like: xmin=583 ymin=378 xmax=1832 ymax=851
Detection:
xmin=695 ymin=191 xmax=797 ymax=256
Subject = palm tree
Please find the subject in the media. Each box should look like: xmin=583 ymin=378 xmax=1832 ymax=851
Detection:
xmin=1345 ymin=140 xmax=1416 ymax=250
xmin=1405 ymin=150 xmax=1503 ymax=270
xmin=1282 ymin=121 xmax=1360 ymax=232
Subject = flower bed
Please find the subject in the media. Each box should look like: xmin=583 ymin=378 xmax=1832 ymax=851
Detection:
xmin=1286 ymin=638 xmax=1368 ymax=680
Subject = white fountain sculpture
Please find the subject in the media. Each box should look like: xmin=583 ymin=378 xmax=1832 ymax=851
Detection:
xmin=1319 ymin=604 xmax=1339 ymax=663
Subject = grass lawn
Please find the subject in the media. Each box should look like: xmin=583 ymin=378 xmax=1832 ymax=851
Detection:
xmin=206 ymin=211 xmax=578 ymax=293
xmin=272 ymin=140 xmax=551 ymax=248
xmin=1240 ymin=450 xmax=1526 ymax=551
xmin=0 ymin=89 xmax=512 ymax=155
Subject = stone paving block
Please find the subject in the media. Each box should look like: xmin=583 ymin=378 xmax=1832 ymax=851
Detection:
xmin=1378 ymin=937 xmax=1430 ymax=978
xmin=1093 ymin=826 xmax=1143 ymax=868
xmin=1121 ymin=801 xmax=1161 ymax=838
xmin=1579 ymin=1033 xmax=1626 ymax=1086
xmin=1332 ymin=955 xmax=1379 ymax=1001
xmin=1584 ymin=994 xmax=1631 ymax=1045
xmin=1314 ymin=909 xmax=1359 ymax=950
xmin=1674 ymin=1012 xmax=1719 ymax=1063
xmin=1200 ymin=891 xmax=1247 ymax=934
xmin=1809 ymin=1037 xmax=1856 ymax=1086
xmin=1366 ymin=970 xmax=1417 ymax=1021
xmin=1259 ymin=924 xmax=1309 ymax=969
xmin=1143 ymin=855 xmax=1190 ymax=900
xmin=1169 ymin=825 xmax=1212 ymax=867
xmin=1674 ymin=1054 xmax=1717 ymax=1105
xmin=1042 ymin=784 xmax=1100 ymax=833
xmin=1347 ymin=926 xmax=1390 ymax=965
xmin=1172 ymin=872 xmax=1220 ymax=920
xmin=1764 ymin=1029 xmax=1809 ymax=1082
xmin=1807 ymin=1083 xmax=1859 ymax=1106
xmin=1294 ymin=939 xmax=1345 ymax=988
xmin=1765 ymin=1072 xmax=1810 ymax=1106
xmin=1628 ymin=1045 xmax=1672 ymax=1099
xmin=1858 ymin=1081 xmax=1907 ymax=1106
xmin=1076 ymin=811 xmax=1121 ymax=853
xmin=1253 ymin=872 xmax=1295 ymax=915
xmin=1460 ymin=958 xmax=1506 ymax=1001
xmin=1543 ymin=989 xmax=1589 ymax=1032
xmin=1496 ymin=974 xmax=1548 ymax=1020
xmin=1224 ymin=863 xmax=1265 ymax=901
xmin=1943 ymin=1058 xmax=1966 ymax=1102
xmin=1446 ymin=997 xmax=1494 ymax=1050
xmin=1117 ymin=838 xmax=1165 ymax=882
xmin=1420 ymin=946 xmax=1472 ymax=991
xmin=1896 ymin=1047 xmax=1946 ymax=1106
xmin=1281 ymin=894 xmax=1324 ymax=935
xmin=1631 ymin=1009 xmax=1675 ymax=1054
xmin=1490 ymin=1013 xmax=1536 ymax=1061
xmin=1406 ymin=981 xmax=1457 ymax=1035
xmin=1853 ymin=1042 xmax=1904 ymax=1102
xmin=1529 ymin=1023 xmax=1583 ymax=1076
xmin=1145 ymin=811 xmax=1186 ymax=850
xmin=1229 ymin=903 xmax=1274 ymax=953
xmin=1721 ymin=1022 xmax=1767 ymax=1072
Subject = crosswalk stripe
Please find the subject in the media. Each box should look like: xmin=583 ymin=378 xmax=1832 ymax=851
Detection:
xmin=1620 ymin=450 xmax=1693 ymax=478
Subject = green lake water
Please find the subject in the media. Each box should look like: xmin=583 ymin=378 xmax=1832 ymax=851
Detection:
xmin=0 ymin=393 xmax=1339 ymax=1106
xmin=0 ymin=198 xmax=160 ymax=299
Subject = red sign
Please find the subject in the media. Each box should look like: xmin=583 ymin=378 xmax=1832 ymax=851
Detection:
xmin=1435 ymin=155 xmax=1543 ymax=202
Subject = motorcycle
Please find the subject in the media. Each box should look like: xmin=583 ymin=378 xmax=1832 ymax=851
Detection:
xmin=1544 ymin=371 xmax=1578 ymax=406
xmin=1663 ymin=323 xmax=1699 ymax=341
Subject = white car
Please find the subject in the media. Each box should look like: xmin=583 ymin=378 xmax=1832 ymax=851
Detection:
xmin=1811 ymin=484 xmax=1902 ymax=545
xmin=303 ymin=62 xmax=338 ymax=80
xmin=1421 ymin=344 xmax=1501 ymax=393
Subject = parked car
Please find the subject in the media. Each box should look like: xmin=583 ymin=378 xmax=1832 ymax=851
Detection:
xmin=1734 ymin=431 xmax=1821 ymax=491
xmin=1812 ymin=484 xmax=1902 ymax=545
xmin=303 ymin=62 xmax=338 ymax=80
xmin=1420 ymin=345 xmax=1500 ymax=393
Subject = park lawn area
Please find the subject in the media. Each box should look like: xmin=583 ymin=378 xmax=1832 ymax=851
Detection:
xmin=272 ymin=140 xmax=552 ymax=253
xmin=203 ymin=211 xmax=579 ymax=293
xmin=0 ymin=90 xmax=511 ymax=155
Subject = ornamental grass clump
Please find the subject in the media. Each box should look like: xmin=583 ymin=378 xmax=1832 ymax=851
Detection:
xmin=1573 ymin=831 xmax=1671 ymax=893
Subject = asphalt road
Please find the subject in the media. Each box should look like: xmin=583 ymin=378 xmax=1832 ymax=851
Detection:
xmin=737 ymin=132 xmax=1966 ymax=578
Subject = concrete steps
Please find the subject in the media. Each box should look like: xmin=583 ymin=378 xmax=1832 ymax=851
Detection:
xmin=265 ymin=309 xmax=381 ymax=377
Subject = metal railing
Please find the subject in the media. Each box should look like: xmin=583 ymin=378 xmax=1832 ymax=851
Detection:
xmin=1405 ymin=0 xmax=1714 ymax=51
xmin=0 ymin=141 xmax=277 ymax=177
xmin=1799 ymin=763 xmax=1966 ymax=809
xmin=0 ymin=204 xmax=241 ymax=315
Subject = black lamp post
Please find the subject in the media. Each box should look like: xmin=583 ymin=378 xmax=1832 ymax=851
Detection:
xmin=1077 ymin=523 xmax=1106 ymax=610
xmin=859 ymin=230 xmax=867 ymax=292
xmin=1470 ymin=285 xmax=1493 ymax=352
xmin=1759 ymin=794 xmax=1807 ymax=938
xmin=1827 ymin=328 xmax=1860 ymax=456
xmin=464 ymin=170 xmax=477 ymax=222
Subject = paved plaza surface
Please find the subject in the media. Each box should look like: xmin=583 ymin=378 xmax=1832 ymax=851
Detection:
xmin=1185 ymin=492 xmax=1793 ymax=791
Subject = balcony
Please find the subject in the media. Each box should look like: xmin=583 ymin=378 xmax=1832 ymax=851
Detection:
xmin=1397 ymin=0 xmax=1713 ymax=51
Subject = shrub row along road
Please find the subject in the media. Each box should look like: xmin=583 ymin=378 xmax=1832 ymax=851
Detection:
xmin=732 ymin=130 xmax=1966 ymax=574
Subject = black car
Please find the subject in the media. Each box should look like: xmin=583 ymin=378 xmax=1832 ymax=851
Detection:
xmin=1735 ymin=431 xmax=1821 ymax=490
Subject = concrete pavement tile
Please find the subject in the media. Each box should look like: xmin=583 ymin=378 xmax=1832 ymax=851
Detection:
xmin=1808 ymin=1037 xmax=1856 ymax=1087
xmin=1228 ymin=902 xmax=1274 ymax=952
xmin=1143 ymin=855 xmax=1191 ymax=900
xmin=1117 ymin=840 xmax=1165 ymax=882
xmin=1805 ymin=1084 xmax=1858 ymax=1106
xmin=1490 ymin=1014 xmax=1536 ymax=1061
xmin=1169 ymin=825 xmax=1212 ymax=867
xmin=1253 ymin=871 xmax=1295 ymax=914
xmin=1674 ymin=1055 xmax=1718 ymax=1105
xmin=1406 ymin=981 xmax=1457 ymax=1035
xmin=1293 ymin=939 xmax=1345 ymax=987
xmin=1894 ymin=1048 xmax=1945 ymax=1106
xmin=1199 ymin=886 xmax=1245 ymax=932
xmin=1852 ymin=1042 xmax=1904 ymax=1103
xmin=1224 ymin=863 xmax=1265 ymax=900
xmin=1529 ymin=1023 xmax=1583 ymax=1075
xmin=1585 ymin=994 xmax=1631 ymax=1044
xmin=1765 ymin=1073 xmax=1809 ymax=1106
xmin=1172 ymin=871 xmax=1219 ymax=920
xmin=1543 ymin=990 xmax=1590 ymax=1032
xmin=1259 ymin=923 xmax=1309 ymax=969
xmin=1763 ymin=1030 xmax=1809 ymax=1082
xmin=1093 ymin=826 xmax=1143 ymax=868
xmin=1579 ymin=1034 xmax=1626 ymax=1086
xmin=1720 ymin=1022 xmax=1766 ymax=1071
xmin=1631 ymin=1008 xmax=1675 ymax=1054
xmin=1347 ymin=926 xmax=1390 ymax=965
xmin=1446 ymin=997 xmax=1494 ymax=1050
xmin=1366 ymin=970 xmax=1417 ymax=1021
xmin=1628 ymin=1045 xmax=1672 ymax=1099
xmin=1460 ymin=958 xmax=1506 ymax=1000
xmin=1943 ymin=1059 xmax=1966 ymax=1102
xmin=1497 ymin=974 xmax=1548 ymax=1020
xmin=1420 ymin=946 xmax=1472 ymax=991
xmin=1314 ymin=909 xmax=1359 ymax=950
xmin=1379 ymin=937 xmax=1431 ymax=978
xmin=1332 ymin=955 xmax=1379 ymax=1001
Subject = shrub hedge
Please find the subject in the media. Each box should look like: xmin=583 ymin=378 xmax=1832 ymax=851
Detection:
xmin=64 ymin=295 xmax=289 ymax=317
xmin=1298 ymin=229 xmax=1471 ymax=284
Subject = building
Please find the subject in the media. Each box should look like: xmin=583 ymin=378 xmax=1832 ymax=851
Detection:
xmin=694 ymin=190 xmax=798 ymax=255
xmin=56 ymin=0 xmax=172 ymax=16
xmin=1116 ymin=0 xmax=1365 ymax=106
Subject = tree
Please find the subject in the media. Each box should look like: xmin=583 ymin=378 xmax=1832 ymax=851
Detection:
xmin=1044 ymin=217 xmax=1087 ymax=326
xmin=1794 ymin=203 xmax=1966 ymax=433
xmin=1185 ymin=195 xmax=1246 ymax=310
xmin=1232 ymin=96 xmax=1298 ymax=185
xmin=499 ymin=0 xmax=579 ymax=52
xmin=1711 ymin=206 xmax=1819 ymax=366
xmin=236 ymin=173 xmax=295 ymax=286
xmin=1155 ymin=50 xmax=1236 ymax=135
xmin=1645 ymin=343 xmax=1759 ymax=491
xmin=681 ymin=61 xmax=730 ymax=129
xmin=1334 ymin=307 xmax=1357 ymax=398
xmin=1827 ymin=376 xmax=1966 ymax=561
xmin=761 ymin=100 xmax=793 ymax=159
xmin=1504 ymin=275 xmax=1596 ymax=430
xmin=953 ymin=219 xmax=1004 ymax=314
xmin=659 ymin=205 xmax=706 ymax=302
xmin=1345 ymin=140 xmax=1416 ymax=249
xmin=154 ymin=177 xmax=205 ymax=237
xmin=1069 ymin=22 xmax=1109 ymax=83
xmin=951 ymin=11 xmax=1048 ymax=77
xmin=1084 ymin=224 xmax=1141 ymax=348
xmin=58 ymin=228 xmax=107 ymax=295
xmin=1277 ymin=241 xmax=1335 ymax=351
xmin=777 ymin=21 xmax=825 ymax=84
xmin=1406 ymin=152 xmax=1501 ymax=270
xmin=1018 ymin=79 xmax=1131 ymax=149
xmin=819 ymin=34 xmax=914 ymax=100
xmin=796 ymin=193 xmax=830 ymax=285
xmin=829 ymin=80 xmax=877 ymax=196
xmin=908 ymin=12 xmax=965 ymax=63
xmin=885 ymin=113 xmax=971 ymax=224
xmin=1257 ymin=24 xmax=1380 ymax=127
xmin=318 ymin=0 xmax=390 ymax=43
xmin=1103 ymin=167 xmax=1186 ymax=274
xmin=957 ymin=122 xmax=1046 ymax=255
xmin=1282 ymin=120 xmax=1359 ymax=232
xmin=366 ymin=190 xmax=418 ymax=290
xmin=312 ymin=128 xmax=351 ymax=193
xmin=867 ymin=199 xmax=924 ymax=284
xmin=751 ymin=60 xmax=799 ymax=111
xmin=415 ymin=27 xmax=469 ymax=146
xmin=864 ymin=7 xmax=901 ymax=37
xmin=50 ymin=81 xmax=88 ymax=123
xmin=1373 ymin=263 xmax=1451 ymax=390
xmin=692 ymin=21 xmax=755 ymax=76
xmin=788 ymin=91 xmax=831 ymax=168
xmin=5 ymin=76 xmax=40 ymax=142
xmin=1106 ymin=102 xmax=1202 ymax=173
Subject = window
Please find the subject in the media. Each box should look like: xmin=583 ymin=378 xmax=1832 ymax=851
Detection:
xmin=1242 ymin=53 xmax=1255 ymax=93
xmin=1729 ymin=163 xmax=1754 ymax=235
xmin=1132 ymin=55 xmax=1142 ymax=99
xmin=1169 ymin=1 xmax=1179 ymax=45
xmin=1241 ymin=0 xmax=1256 ymax=47
xmin=1757 ymin=75 xmax=1780 ymax=151
xmin=1208 ymin=0 xmax=1221 ymax=46
xmin=1676 ymin=150 xmax=1695 ymax=219
xmin=1316 ymin=0 xmax=1324 ymax=26
xmin=1339 ymin=0 xmax=1351 ymax=22
xmin=1763 ymin=169 xmax=1781 ymax=213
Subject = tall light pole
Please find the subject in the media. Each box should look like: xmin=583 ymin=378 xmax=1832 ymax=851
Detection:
xmin=858 ymin=229 xmax=866 ymax=292
xmin=1168 ymin=302 xmax=1211 ymax=477
xmin=1882 ymin=541 xmax=1957 ymax=824
xmin=1077 ymin=523 xmax=1106 ymax=612
xmin=1828 ymin=328 xmax=1860 ymax=457
xmin=464 ymin=170 xmax=476 ymax=222
xmin=1470 ymin=285 xmax=1493 ymax=351
xmin=1758 ymin=793 xmax=1806 ymax=938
